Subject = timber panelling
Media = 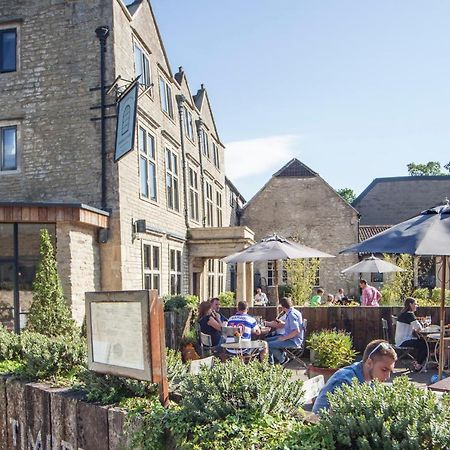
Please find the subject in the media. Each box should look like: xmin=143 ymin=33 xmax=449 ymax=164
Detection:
xmin=221 ymin=306 xmax=450 ymax=352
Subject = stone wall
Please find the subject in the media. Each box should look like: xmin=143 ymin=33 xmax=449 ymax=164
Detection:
xmin=240 ymin=175 xmax=360 ymax=296
xmin=0 ymin=377 xmax=132 ymax=450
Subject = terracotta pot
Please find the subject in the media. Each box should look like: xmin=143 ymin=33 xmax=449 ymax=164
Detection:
xmin=307 ymin=365 xmax=338 ymax=383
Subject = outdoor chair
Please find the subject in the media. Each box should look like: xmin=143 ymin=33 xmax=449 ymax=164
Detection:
xmin=199 ymin=331 xmax=214 ymax=357
xmin=381 ymin=318 xmax=415 ymax=362
xmin=189 ymin=355 xmax=214 ymax=375
xmin=283 ymin=319 xmax=308 ymax=369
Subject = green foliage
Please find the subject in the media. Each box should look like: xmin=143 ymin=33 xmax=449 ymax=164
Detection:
xmin=218 ymin=290 xmax=235 ymax=307
xmin=410 ymin=288 xmax=450 ymax=306
xmin=26 ymin=229 xmax=78 ymax=337
xmin=285 ymin=257 xmax=321 ymax=305
xmin=407 ymin=161 xmax=445 ymax=176
xmin=163 ymin=294 xmax=199 ymax=312
xmin=337 ymin=187 xmax=356 ymax=204
xmin=18 ymin=331 xmax=86 ymax=380
xmin=0 ymin=325 xmax=21 ymax=361
xmin=318 ymin=377 xmax=450 ymax=449
xmin=77 ymin=370 xmax=158 ymax=404
xmin=307 ymin=329 xmax=357 ymax=369
xmin=278 ymin=284 xmax=293 ymax=299
xmin=279 ymin=422 xmax=334 ymax=450
xmin=178 ymin=358 xmax=304 ymax=422
xmin=380 ymin=254 xmax=414 ymax=305
xmin=166 ymin=348 xmax=189 ymax=393
xmin=0 ymin=359 xmax=24 ymax=374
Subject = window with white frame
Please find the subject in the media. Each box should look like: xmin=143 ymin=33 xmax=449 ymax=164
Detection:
xmin=143 ymin=244 xmax=160 ymax=294
xmin=205 ymin=179 xmax=213 ymax=226
xmin=267 ymin=261 xmax=275 ymax=286
xmin=183 ymin=106 xmax=194 ymax=141
xmin=139 ymin=126 xmax=157 ymax=201
xmin=0 ymin=125 xmax=17 ymax=171
xmin=188 ymin=166 xmax=199 ymax=222
xmin=200 ymin=129 xmax=209 ymax=158
xmin=212 ymin=141 xmax=220 ymax=169
xmin=0 ymin=28 xmax=17 ymax=73
xmin=216 ymin=190 xmax=223 ymax=227
xmin=207 ymin=259 xmax=215 ymax=298
xmin=170 ymin=248 xmax=182 ymax=295
xmin=165 ymin=148 xmax=179 ymax=211
xmin=159 ymin=76 xmax=173 ymax=118
xmin=134 ymin=44 xmax=151 ymax=88
xmin=217 ymin=260 xmax=224 ymax=294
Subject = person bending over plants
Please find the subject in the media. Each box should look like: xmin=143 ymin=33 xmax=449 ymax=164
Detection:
xmin=313 ymin=339 xmax=397 ymax=414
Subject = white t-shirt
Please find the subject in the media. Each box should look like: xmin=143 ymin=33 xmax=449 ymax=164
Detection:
xmin=254 ymin=292 xmax=268 ymax=305
xmin=395 ymin=311 xmax=422 ymax=346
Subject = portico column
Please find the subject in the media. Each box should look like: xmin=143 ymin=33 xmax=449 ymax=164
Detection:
xmin=246 ymin=262 xmax=254 ymax=306
xmin=236 ymin=262 xmax=246 ymax=304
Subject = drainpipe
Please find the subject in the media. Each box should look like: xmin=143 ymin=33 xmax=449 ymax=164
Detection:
xmin=95 ymin=26 xmax=110 ymax=210
xmin=196 ymin=119 xmax=206 ymax=227
xmin=176 ymin=94 xmax=190 ymax=229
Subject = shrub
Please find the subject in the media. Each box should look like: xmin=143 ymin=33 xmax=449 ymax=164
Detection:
xmin=0 ymin=325 xmax=21 ymax=361
xmin=19 ymin=331 xmax=86 ymax=379
xmin=317 ymin=377 xmax=450 ymax=449
xmin=178 ymin=358 xmax=304 ymax=423
xmin=307 ymin=329 xmax=357 ymax=369
xmin=166 ymin=348 xmax=189 ymax=393
xmin=164 ymin=294 xmax=199 ymax=312
xmin=218 ymin=291 xmax=235 ymax=307
xmin=26 ymin=229 xmax=78 ymax=337
xmin=284 ymin=257 xmax=321 ymax=305
xmin=278 ymin=284 xmax=293 ymax=299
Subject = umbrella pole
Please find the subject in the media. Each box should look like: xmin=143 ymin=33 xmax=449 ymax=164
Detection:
xmin=438 ymin=255 xmax=447 ymax=380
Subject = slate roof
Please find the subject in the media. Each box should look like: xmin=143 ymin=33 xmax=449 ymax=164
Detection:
xmin=273 ymin=158 xmax=318 ymax=177
xmin=353 ymin=176 xmax=450 ymax=225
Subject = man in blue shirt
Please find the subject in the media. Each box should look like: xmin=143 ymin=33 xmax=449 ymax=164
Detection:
xmin=312 ymin=339 xmax=397 ymax=414
xmin=266 ymin=297 xmax=304 ymax=364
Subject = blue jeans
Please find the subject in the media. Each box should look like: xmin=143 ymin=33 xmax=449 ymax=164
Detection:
xmin=266 ymin=336 xmax=301 ymax=364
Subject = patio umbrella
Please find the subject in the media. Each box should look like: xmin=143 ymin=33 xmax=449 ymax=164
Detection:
xmin=341 ymin=255 xmax=405 ymax=274
xmin=223 ymin=234 xmax=334 ymax=303
xmin=341 ymin=202 xmax=450 ymax=379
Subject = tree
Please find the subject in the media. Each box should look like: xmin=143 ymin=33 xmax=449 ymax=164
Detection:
xmin=27 ymin=229 xmax=77 ymax=337
xmin=407 ymin=161 xmax=444 ymax=176
xmin=284 ymin=258 xmax=321 ymax=305
xmin=379 ymin=254 xmax=414 ymax=305
xmin=337 ymin=188 xmax=356 ymax=204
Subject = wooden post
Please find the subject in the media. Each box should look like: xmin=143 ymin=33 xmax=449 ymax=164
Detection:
xmin=149 ymin=291 xmax=169 ymax=406
xmin=438 ymin=256 xmax=447 ymax=380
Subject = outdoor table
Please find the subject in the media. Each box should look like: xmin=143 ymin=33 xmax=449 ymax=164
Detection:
xmin=428 ymin=376 xmax=450 ymax=393
xmin=426 ymin=333 xmax=450 ymax=369
xmin=418 ymin=327 xmax=441 ymax=372
xmin=221 ymin=339 xmax=266 ymax=360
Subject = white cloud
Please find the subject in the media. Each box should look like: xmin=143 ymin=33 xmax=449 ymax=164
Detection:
xmin=224 ymin=135 xmax=301 ymax=180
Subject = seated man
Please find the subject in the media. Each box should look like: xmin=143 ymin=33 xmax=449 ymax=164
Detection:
xmin=310 ymin=288 xmax=324 ymax=306
xmin=226 ymin=301 xmax=267 ymax=358
xmin=254 ymin=287 xmax=269 ymax=306
xmin=312 ymin=339 xmax=397 ymax=414
xmin=266 ymin=297 xmax=303 ymax=364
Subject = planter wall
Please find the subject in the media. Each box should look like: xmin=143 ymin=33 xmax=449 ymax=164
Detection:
xmin=221 ymin=306 xmax=450 ymax=352
xmin=0 ymin=376 xmax=132 ymax=450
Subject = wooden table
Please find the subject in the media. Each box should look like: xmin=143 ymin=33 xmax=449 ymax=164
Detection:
xmin=428 ymin=376 xmax=450 ymax=393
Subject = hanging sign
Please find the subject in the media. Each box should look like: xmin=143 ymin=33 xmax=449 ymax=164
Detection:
xmin=114 ymin=82 xmax=138 ymax=162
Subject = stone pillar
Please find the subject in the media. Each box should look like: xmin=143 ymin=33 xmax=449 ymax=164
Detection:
xmin=246 ymin=262 xmax=254 ymax=306
xmin=236 ymin=263 xmax=246 ymax=303
xmin=201 ymin=259 xmax=208 ymax=301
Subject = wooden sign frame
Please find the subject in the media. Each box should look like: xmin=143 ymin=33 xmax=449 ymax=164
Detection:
xmin=85 ymin=290 xmax=168 ymax=405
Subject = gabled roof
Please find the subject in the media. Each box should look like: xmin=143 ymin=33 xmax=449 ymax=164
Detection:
xmin=359 ymin=225 xmax=392 ymax=242
xmin=193 ymin=84 xmax=222 ymax=144
xmin=273 ymin=158 xmax=318 ymax=177
xmin=174 ymin=66 xmax=196 ymax=110
xmin=353 ymin=175 xmax=450 ymax=225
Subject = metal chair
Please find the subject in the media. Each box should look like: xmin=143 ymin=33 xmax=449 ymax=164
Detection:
xmin=284 ymin=319 xmax=308 ymax=368
xmin=381 ymin=317 xmax=414 ymax=361
xmin=199 ymin=332 xmax=214 ymax=357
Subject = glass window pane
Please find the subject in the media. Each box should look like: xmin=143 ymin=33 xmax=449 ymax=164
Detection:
xmin=1 ymin=30 xmax=16 ymax=72
xmin=147 ymin=133 xmax=155 ymax=159
xmin=143 ymin=54 xmax=150 ymax=87
xmin=173 ymin=178 xmax=179 ymax=211
xmin=165 ymin=149 xmax=171 ymax=170
xmin=153 ymin=274 xmax=160 ymax=293
xmin=140 ymin=157 xmax=148 ymax=197
xmin=153 ymin=246 xmax=159 ymax=270
xmin=177 ymin=275 xmax=181 ymax=294
xmin=159 ymin=78 xmax=167 ymax=112
xmin=2 ymin=127 xmax=16 ymax=170
xmin=177 ymin=251 xmax=181 ymax=272
xmin=138 ymin=127 xmax=146 ymax=154
xmin=134 ymin=45 xmax=143 ymax=83
xmin=149 ymin=162 xmax=156 ymax=200
xmin=143 ymin=245 xmax=150 ymax=269
xmin=144 ymin=274 xmax=150 ymax=290
xmin=172 ymin=154 xmax=178 ymax=175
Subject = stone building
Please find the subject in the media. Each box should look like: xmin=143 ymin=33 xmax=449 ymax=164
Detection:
xmin=239 ymin=158 xmax=360 ymax=299
xmin=353 ymin=175 xmax=450 ymax=288
xmin=0 ymin=0 xmax=253 ymax=330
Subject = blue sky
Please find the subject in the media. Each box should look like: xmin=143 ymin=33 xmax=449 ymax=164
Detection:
xmin=144 ymin=0 xmax=450 ymax=201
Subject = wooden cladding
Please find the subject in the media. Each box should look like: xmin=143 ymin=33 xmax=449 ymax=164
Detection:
xmin=0 ymin=205 xmax=109 ymax=228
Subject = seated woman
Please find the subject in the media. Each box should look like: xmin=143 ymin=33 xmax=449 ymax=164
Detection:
xmin=198 ymin=301 xmax=222 ymax=349
xmin=395 ymin=297 xmax=427 ymax=371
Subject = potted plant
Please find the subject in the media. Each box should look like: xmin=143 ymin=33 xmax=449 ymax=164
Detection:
xmin=306 ymin=329 xmax=357 ymax=381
